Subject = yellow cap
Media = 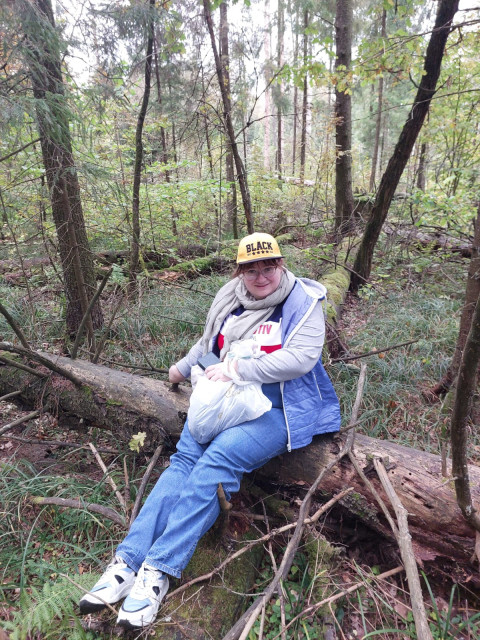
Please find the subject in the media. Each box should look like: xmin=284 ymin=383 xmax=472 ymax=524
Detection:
xmin=236 ymin=233 xmax=283 ymax=264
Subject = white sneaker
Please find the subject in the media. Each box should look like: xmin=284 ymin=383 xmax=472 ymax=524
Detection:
xmin=116 ymin=563 xmax=169 ymax=629
xmin=79 ymin=557 xmax=136 ymax=614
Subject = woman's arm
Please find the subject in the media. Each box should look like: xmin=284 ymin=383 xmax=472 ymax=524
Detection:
xmin=172 ymin=338 xmax=204 ymax=380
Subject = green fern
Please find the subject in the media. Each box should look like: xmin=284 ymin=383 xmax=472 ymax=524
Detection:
xmin=5 ymin=573 xmax=98 ymax=640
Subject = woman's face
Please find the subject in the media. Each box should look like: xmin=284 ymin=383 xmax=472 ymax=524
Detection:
xmin=242 ymin=260 xmax=284 ymax=299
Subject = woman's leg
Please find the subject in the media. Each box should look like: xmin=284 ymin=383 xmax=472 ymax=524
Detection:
xmin=116 ymin=425 xmax=207 ymax=572
xmin=142 ymin=408 xmax=288 ymax=578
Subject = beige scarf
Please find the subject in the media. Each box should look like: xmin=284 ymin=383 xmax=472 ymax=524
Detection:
xmin=201 ymin=269 xmax=296 ymax=359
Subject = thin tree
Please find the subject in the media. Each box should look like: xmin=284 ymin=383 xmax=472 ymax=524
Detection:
xmin=428 ymin=204 xmax=480 ymax=398
xmin=203 ymin=0 xmax=254 ymax=233
xmin=220 ymin=1 xmax=238 ymax=238
xmin=19 ymin=0 xmax=103 ymax=339
xmin=291 ymin=6 xmax=299 ymax=175
xmin=263 ymin=0 xmax=272 ymax=173
xmin=299 ymin=8 xmax=308 ymax=184
xmin=451 ymin=265 xmax=480 ymax=534
xmin=275 ymin=0 xmax=284 ymax=182
xmin=369 ymin=8 xmax=386 ymax=193
xmin=416 ymin=141 xmax=428 ymax=191
xmin=334 ymin=0 xmax=355 ymax=237
xmin=129 ymin=0 xmax=155 ymax=292
xmin=350 ymin=0 xmax=460 ymax=293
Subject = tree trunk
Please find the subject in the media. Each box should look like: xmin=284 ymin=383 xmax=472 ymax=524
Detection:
xmin=263 ymin=0 xmax=271 ymax=173
xmin=220 ymin=2 xmax=238 ymax=238
xmin=416 ymin=141 xmax=428 ymax=191
xmin=334 ymin=0 xmax=355 ymax=237
xmin=204 ymin=0 xmax=254 ymax=233
xmin=19 ymin=0 xmax=103 ymax=335
xmin=428 ymin=204 xmax=480 ymax=398
xmin=1 ymin=351 xmax=479 ymax=578
xmin=451 ymin=264 xmax=480 ymax=532
xmin=276 ymin=0 xmax=284 ymax=182
xmin=129 ymin=0 xmax=155 ymax=291
xmin=299 ymin=9 xmax=308 ymax=183
xmin=292 ymin=12 xmax=299 ymax=175
xmin=369 ymin=9 xmax=386 ymax=193
xmin=153 ymin=37 xmax=178 ymax=237
xmin=350 ymin=0 xmax=460 ymax=293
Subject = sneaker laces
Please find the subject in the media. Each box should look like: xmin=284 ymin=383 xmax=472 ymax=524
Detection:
xmin=129 ymin=565 xmax=163 ymax=601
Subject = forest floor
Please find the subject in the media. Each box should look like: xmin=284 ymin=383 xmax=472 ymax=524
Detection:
xmin=1 ymin=236 xmax=480 ymax=639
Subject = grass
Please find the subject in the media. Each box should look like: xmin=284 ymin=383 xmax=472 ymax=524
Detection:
xmin=329 ymin=254 xmax=474 ymax=458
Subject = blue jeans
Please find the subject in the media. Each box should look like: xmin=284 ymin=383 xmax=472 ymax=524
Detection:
xmin=116 ymin=385 xmax=287 ymax=578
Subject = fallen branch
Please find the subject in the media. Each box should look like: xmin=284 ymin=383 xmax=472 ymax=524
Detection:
xmin=0 ymin=389 xmax=23 ymax=402
xmin=88 ymin=442 xmax=127 ymax=514
xmin=0 ymin=354 xmax=48 ymax=378
xmin=29 ymin=496 xmax=126 ymax=527
xmin=0 ymin=410 xmax=41 ymax=436
xmin=0 ymin=301 xmax=31 ymax=349
xmin=374 ymin=458 xmax=433 ymax=640
xmin=130 ymin=444 xmax=164 ymax=525
xmin=330 ymin=339 xmax=418 ymax=364
xmin=0 ymin=342 xmax=82 ymax=386
xmin=1 ymin=434 xmax=122 ymax=454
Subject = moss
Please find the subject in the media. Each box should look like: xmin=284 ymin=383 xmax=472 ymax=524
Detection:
xmin=155 ymin=526 xmax=264 ymax=639
xmin=300 ymin=533 xmax=342 ymax=618
xmin=340 ymin=491 xmax=381 ymax=527
xmin=170 ymin=256 xmax=216 ymax=275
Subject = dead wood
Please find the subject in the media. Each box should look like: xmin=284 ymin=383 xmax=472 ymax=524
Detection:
xmin=384 ymin=224 xmax=473 ymax=258
xmin=30 ymin=496 xmax=126 ymax=527
xmin=374 ymin=458 xmax=433 ymax=640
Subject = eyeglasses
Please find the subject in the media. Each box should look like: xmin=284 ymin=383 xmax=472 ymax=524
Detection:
xmin=243 ymin=266 xmax=278 ymax=281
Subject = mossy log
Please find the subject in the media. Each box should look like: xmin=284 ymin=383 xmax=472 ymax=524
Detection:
xmin=0 ymin=351 xmax=189 ymax=448
xmin=1 ymin=352 xmax=479 ymax=579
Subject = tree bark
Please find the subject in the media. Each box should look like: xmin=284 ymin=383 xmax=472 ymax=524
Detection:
xmin=275 ymin=0 xmax=284 ymax=182
xmin=350 ymin=0 xmax=460 ymax=293
xmin=129 ymin=0 xmax=155 ymax=291
xmin=299 ymin=9 xmax=308 ymax=183
xmin=204 ymin=0 xmax=254 ymax=233
xmin=220 ymin=2 xmax=238 ymax=238
xmin=416 ymin=141 xmax=428 ymax=191
xmin=427 ymin=205 xmax=480 ymax=398
xmin=263 ymin=0 xmax=272 ymax=173
xmin=369 ymin=9 xmax=386 ymax=193
xmin=334 ymin=0 xmax=355 ymax=237
xmin=451 ymin=266 xmax=480 ymax=532
xmin=19 ymin=0 xmax=103 ymax=335
xmin=1 ymin=351 xmax=479 ymax=577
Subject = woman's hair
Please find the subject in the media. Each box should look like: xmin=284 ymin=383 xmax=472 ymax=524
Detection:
xmin=232 ymin=257 xmax=283 ymax=279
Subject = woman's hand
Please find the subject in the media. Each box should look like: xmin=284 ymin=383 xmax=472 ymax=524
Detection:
xmin=169 ymin=365 xmax=186 ymax=384
xmin=205 ymin=361 xmax=238 ymax=382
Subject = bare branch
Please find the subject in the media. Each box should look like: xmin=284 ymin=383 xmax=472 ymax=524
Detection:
xmin=29 ymin=495 xmax=126 ymax=527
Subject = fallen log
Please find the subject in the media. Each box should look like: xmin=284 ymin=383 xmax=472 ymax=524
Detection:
xmin=1 ymin=352 xmax=479 ymax=579
xmin=384 ymin=224 xmax=473 ymax=258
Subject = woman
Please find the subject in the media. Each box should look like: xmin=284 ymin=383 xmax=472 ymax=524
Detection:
xmin=79 ymin=232 xmax=340 ymax=629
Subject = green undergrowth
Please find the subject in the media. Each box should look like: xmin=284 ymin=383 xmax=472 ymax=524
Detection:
xmin=329 ymin=252 xmax=473 ymax=459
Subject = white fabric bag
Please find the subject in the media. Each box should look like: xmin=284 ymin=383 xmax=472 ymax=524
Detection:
xmin=187 ymin=340 xmax=272 ymax=444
